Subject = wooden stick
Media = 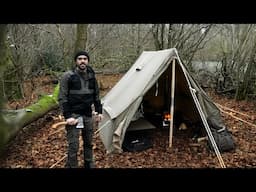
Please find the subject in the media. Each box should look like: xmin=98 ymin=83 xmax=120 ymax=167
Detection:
xmin=197 ymin=136 xmax=208 ymax=142
xmin=50 ymin=154 xmax=67 ymax=168
xmin=94 ymin=124 xmax=107 ymax=135
xmin=169 ymin=59 xmax=176 ymax=148
xmin=219 ymin=108 xmax=256 ymax=128
xmin=215 ymin=103 xmax=252 ymax=119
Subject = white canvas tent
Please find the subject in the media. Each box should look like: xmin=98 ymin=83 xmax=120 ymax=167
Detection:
xmin=98 ymin=48 xmax=233 ymax=166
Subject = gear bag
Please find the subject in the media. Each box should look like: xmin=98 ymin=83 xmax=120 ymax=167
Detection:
xmin=122 ymin=130 xmax=153 ymax=152
xmin=208 ymin=128 xmax=235 ymax=152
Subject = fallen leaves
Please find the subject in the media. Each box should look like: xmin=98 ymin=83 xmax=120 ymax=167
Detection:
xmin=1 ymin=75 xmax=256 ymax=168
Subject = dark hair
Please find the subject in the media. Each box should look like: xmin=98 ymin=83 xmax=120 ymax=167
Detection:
xmin=74 ymin=51 xmax=90 ymax=61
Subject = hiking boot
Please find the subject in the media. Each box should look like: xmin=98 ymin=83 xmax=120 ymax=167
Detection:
xmin=84 ymin=161 xmax=95 ymax=168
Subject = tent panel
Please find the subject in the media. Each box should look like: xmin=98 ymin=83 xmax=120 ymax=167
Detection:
xmin=102 ymin=49 xmax=177 ymax=119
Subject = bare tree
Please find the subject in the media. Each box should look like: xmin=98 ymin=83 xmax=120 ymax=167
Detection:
xmin=0 ymin=25 xmax=13 ymax=100
xmin=86 ymin=24 xmax=153 ymax=72
xmin=74 ymin=24 xmax=88 ymax=54
xmin=0 ymin=24 xmax=12 ymax=150
xmin=151 ymin=24 xmax=165 ymax=50
xmin=150 ymin=24 xmax=213 ymax=72
xmin=217 ymin=24 xmax=256 ymax=100
xmin=0 ymin=25 xmax=8 ymax=68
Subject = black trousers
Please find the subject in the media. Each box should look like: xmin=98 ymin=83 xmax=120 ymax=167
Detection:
xmin=65 ymin=115 xmax=93 ymax=168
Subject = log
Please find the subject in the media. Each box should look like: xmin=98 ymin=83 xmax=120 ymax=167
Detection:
xmin=0 ymin=84 xmax=60 ymax=153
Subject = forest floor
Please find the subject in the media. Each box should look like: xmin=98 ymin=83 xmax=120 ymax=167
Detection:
xmin=0 ymin=73 xmax=256 ymax=168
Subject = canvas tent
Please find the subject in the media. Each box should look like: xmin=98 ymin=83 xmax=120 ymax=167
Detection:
xmin=98 ymin=48 xmax=234 ymax=160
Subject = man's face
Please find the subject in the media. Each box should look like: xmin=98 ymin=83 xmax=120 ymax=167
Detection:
xmin=76 ymin=56 xmax=89 ymax=70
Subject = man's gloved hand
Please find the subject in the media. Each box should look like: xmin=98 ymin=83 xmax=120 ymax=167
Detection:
xmin=66 ymin=117 xmax=78 ymax=125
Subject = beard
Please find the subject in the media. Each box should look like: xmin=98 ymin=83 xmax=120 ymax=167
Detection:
xmin=78 ymin=63 xmax=86 ymax=70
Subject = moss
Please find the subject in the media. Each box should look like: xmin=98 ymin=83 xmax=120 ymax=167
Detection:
xmin=0 ymin=87 xmax=60 ymax=153
xmin=52 ymin=84 xmax=60 ymax=103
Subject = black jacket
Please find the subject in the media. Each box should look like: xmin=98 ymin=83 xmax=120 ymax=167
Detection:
xmin=58 ymin=66 xmax=102 ymax=119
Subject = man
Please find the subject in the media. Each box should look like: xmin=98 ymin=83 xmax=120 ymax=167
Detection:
xmin=58 ymin=50 xmax=103 ymax=168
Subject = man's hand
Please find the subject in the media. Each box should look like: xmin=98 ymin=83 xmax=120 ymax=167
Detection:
xmin=96 ymin=114 xmax=103 ymax=122
xmin=66 ymin=117 xmax=78 ymax=125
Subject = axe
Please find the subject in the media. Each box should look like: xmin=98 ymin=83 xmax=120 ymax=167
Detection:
xmin=51 ymin=117 xmax=104 ymax=135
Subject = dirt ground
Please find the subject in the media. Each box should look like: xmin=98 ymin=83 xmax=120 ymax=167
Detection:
xmin=1 ymin=73 xmax=256 ymax=168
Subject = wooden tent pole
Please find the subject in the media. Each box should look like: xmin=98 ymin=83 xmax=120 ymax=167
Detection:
xmin=169 ymin=59 xmax=176 ymax=147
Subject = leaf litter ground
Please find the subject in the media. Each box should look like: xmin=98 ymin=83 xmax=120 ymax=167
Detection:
xmin=1 ymin=74 xmax=256 ymax=168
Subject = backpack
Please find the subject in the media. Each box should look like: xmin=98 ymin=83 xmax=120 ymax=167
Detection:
xmin=122 ymin=131 xmax=153 ymax=152
xmin=208 ymin=128 xmax=235 ymax=152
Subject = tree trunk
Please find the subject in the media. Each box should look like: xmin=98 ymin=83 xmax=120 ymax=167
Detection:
xmin=0 ymin=25 xmax=8 ymax=68
xmin=0 ymin=24 xmax=10 ymax=150
xmin=235 ymin=46 xmax=256 ymax=100
xmin=74 ymin=24 xmax=88 ymax=53
xmin=0 ymin=24 xmax=10 ymax=98
xmin=151 ymin=24 xmax=165 ymax=50
xmin=0 ymin=85 xmax=59 ymax=153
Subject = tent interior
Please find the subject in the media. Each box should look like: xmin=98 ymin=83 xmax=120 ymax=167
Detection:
xmin=123 ymin=59 xmax=206 ymax=151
